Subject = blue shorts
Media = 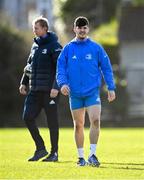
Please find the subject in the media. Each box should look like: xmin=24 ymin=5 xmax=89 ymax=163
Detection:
xmin=69 ymin=91 xmax=101 ymax=110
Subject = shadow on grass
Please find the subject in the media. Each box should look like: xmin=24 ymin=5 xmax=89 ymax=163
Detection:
xmin=102 ymin=162 xmax=144 ymax=166
xmin=40 ymin=160 xmax=74 ymax=163
xmin=100 ymin=162 xmax=144 ymax=170
xmin=56 ymin=160 xmax=74 ymax=164
xmin=39 ymin=161 xmax=144 ymax=170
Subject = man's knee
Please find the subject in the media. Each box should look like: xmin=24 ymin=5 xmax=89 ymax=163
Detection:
xmin=90 ymin=117 xmax=100 ymax=128
xmin=22 ymin=112 xmax=34 ymax=123
xmin=48 ymin=122 xmax=59 ymax=130
xmin=74 ymin=121 xmax=84 ymax=132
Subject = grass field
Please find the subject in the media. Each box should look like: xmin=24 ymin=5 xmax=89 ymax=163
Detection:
xmin=0 ymin=128 xmax=144 ymax=179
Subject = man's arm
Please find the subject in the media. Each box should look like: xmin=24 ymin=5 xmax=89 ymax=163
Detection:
xmin=50 ymin=43 xmax=62 ymax=97
xmin=60 ymin=84 xmax=70 ymax=96
xmin=108 ymin=90 xmax=116 ymax=102
xmin=98 ymin=45 xmax=116 ymax=91
xmin=19 ymin=54 xmax=32 ymax=95
xmin=98 ymin=45 xmax=116 ymax=102
xmin=19 ymin=72 xmax=29 ymax=95
xmin=51 ymin=51 xmax=61 ymax=90
xmin=56 ymin=45 xmax=69 ymax=88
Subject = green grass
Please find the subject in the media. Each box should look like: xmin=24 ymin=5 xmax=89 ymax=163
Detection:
xmin=0 ymin=128 xmax=144 ymax=179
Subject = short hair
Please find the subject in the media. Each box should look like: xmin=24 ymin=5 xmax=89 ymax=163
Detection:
xmin=32 ymin=16 xmax=49 ymax=30
xmin=74 ymin=16 xmax=89 ymax=27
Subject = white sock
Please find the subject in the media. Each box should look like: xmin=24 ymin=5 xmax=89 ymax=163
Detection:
xmin=89 ymin=144 xmax=96 ymax=157
xmin=77 ymin=148 xmax=84 ymax=158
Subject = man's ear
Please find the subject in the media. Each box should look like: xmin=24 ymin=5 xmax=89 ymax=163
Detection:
xmin=44 ymin=27 xmax=48 ymax=32
xmin=73 ymin=26 xmax=76 ymax=33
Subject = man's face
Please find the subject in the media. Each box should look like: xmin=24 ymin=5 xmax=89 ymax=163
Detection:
xmin=33 ymin=22 xmax=47 ymax=37
xmin=73 ymin=25 xmax=89 ymax=40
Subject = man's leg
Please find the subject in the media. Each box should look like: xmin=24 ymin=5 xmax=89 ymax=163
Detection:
xmin=45 ymin=102 xmax=59 ymax=153
xmin=87 ymin=105 xmax=101 ymax=145
xmin=42 ymin=96 xmax=59 ymax=162
xmin=23 ymin=91 xmax=47 ymax=160
xmin=86 ymin=105 xmax=101 ymax=166
xmin=71 ymin=108 xmax=87 ymax=166
xmin=71 ymin=108 xmax=85 ymax=149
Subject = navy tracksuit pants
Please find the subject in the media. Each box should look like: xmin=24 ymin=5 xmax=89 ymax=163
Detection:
xmin=22 ymin=90 xmax=59 ymax=154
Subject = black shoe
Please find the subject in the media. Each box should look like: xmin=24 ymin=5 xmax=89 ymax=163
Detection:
xmin=42 ymin=152 xmax=58 ymax=162
xmin=28 ymin=149 xmax=48 ymax=161
xmin=77 ymin=157 xmax=87 ymax=166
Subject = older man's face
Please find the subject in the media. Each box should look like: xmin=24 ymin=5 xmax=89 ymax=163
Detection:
xmin=33 ymin=22 xmax=47 ymax=37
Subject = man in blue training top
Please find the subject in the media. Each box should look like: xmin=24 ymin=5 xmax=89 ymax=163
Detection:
xmin=56 ymin=16 xmax=116 ymax=166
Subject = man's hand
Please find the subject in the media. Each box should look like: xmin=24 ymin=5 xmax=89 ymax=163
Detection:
xmin=19 ymin=84 xmax=27 ymax=95
xmin=108 ymin=90 xmax=116 ymax=102
xmin=50 ymin=89 xmax=59 ymax=98
xmin=61 ymin=85 xmax=70 ymax=96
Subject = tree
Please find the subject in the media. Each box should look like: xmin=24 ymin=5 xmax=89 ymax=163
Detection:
xmin=0 ymin=24 xmax=30 ymax=126
xmin=60 ymin=0 xmax=121 ymax=33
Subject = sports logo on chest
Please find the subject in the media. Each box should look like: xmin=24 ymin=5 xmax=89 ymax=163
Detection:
xmin=85 ymin=53 xmax=92 ymax=60
xmin=72 ymin=55 xmax=77 ymax=60
xmin=42 ymin=49 xmax=47 ymax=54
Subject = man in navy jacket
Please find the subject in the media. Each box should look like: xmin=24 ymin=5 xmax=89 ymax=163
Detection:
xmin=19 ymin=16 xmax=62 ymax=162
xmin=57 ymin=16 xmax=116 ymax=166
